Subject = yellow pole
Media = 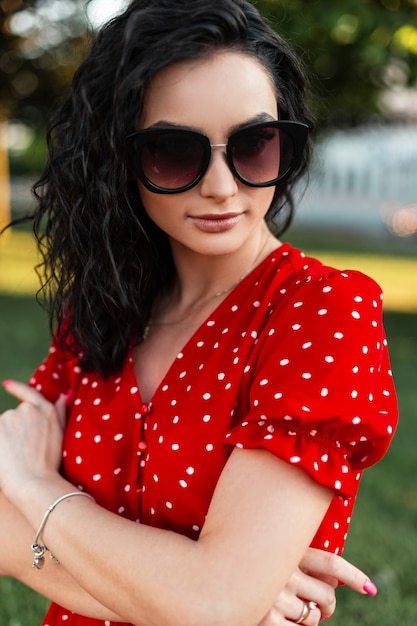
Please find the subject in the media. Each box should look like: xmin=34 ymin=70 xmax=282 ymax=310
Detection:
xmin=0 ymin=118 xmax=11 ymax=235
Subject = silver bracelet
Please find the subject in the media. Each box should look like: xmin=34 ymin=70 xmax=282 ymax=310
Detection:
xmin=31 ymin=491 xmax=95 ymax=570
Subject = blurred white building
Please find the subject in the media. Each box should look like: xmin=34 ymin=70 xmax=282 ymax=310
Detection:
xmin=296 ymin=123 xmax=417 ymax=237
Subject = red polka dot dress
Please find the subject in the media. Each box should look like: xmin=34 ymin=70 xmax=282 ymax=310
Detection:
xmin=30 ymin=243 xmax=398 ymax=626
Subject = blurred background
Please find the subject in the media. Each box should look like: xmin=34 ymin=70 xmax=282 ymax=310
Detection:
xmin=0 ymin=0 xmax=416 ymax=624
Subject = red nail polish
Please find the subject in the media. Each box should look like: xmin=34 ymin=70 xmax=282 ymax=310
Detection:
xmin=363 ymin=580 xmax=378 ymax=596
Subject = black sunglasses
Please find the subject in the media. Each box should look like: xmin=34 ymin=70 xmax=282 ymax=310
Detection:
xmin=126 ymin=120 xmax=309 ymax=194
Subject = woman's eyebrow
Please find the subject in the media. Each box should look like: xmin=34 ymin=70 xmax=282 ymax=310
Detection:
xmin=145 ymin=112 xmax=277 ymax=134
xmin=230 ymin=112 xmax=277 ymax=133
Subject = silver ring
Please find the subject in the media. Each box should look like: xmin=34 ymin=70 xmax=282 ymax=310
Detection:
xmin=295 ymin=600 xmax=317 ymax=624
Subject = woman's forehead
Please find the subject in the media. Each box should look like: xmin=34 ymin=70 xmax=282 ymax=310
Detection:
xmin=140 ymin=52 xmax=278 ymax=132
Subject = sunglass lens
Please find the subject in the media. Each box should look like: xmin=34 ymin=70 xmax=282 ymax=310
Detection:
xmin=231 ymin=126 xmax=294 ymax=184
xmin=140 ymin=132 xmax=205 ymax=190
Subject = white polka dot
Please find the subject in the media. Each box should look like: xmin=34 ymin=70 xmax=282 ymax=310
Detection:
xmin=260 ymin=379 xmax=269 ymax=386
xmin=94 ymin=435 xmax=101 ymax=443
xmin=318 ymin=309 xmax=328 ymax=316
xmin=321 ymin=454 xmax=329 ymax=462
xmin=93 ymin=474 xmax=101 ymax=481
xmin=172 ymin=444 xmax=180 ymax=451
xmin=352 ymin=366 xmax=359 ymax=374
xmin=323 ymin=286 xmax=332 ymax=293
xmin=354 ymin=296 xmax=363 ymax=303
xmin=206 ymin=444 xmax=214 ymax=451
xmin=280 ymin=359 xmax=290 ymax=366
xmin=294 ymin=301 xmax=304 ymax=308
xmin=114 ymin=433 xmax=123 ymax=441
xmin=362 ymin=346 xmax=369 ymax=354
xmin=76 ymin=456 xmax=82 ymax=464
xmin=292 ymin=324 xmax=301 ymax=331
xmin=93 ymin=398 xmax=101 ymax=406
xmin=218 ymin=373 xmax=225 ymax=380
xmin=302 ymin=342 xmax=312 ymax=349
xmin=186 ymin=466 xmax=195 ymax=475
xmin=325 ymin=356 xmax=334 ymax=363
xmin=274 ymin=392 xmax=283 ymax=399
xmin=335 ymin=480 xmax=342 ymax=490
xmin=203 ymin=393 xmax=211 ymax=400
xmin=302 ymin=372 xmax=312 ymax=379
xmin=166 ymin=502 xmax=173 ymax=509
xmin=351 ymin=390 xmax=358 ymax=399
xmin=203 ymin=415 xmax=211 ymax=423
xmin=352 ymin=311 xmax=360 ymax=319
xmin=179 ymin=480 xmax=188 ymax=488
xmin=321 ymin=388 xmax=329 ymax=397
xmin=290 ymin=456 xmax=301 ymax=463
xmin=334 ymin=332 xmax=344 ymax=339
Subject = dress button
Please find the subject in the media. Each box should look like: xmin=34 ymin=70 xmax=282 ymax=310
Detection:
xmin=138 ymin=440 xmax=148 ymax=452
xmin=140 ymin=403 xmax=151 ymax=416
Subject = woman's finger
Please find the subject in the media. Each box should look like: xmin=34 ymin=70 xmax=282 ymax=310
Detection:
xmin=299 ymin=548 xmax=378 ymax=596
xmin=285 ymin=568 xmax=336 ymax=621
xmin=2 ymin=379 xmax=50 ymax=409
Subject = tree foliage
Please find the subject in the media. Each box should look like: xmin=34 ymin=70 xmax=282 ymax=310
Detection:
xmin=1 ymin=0 xmax=417 ymax=127
xmin=256 ymin=0 xmax=417 ymax=125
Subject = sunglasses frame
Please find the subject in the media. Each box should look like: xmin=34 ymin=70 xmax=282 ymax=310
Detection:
xmin=127 ymin=120 xmax=309 ymax=195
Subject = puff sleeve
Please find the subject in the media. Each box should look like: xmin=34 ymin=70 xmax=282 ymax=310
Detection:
xmin=224 ymin=268 xmax=398 ymax=499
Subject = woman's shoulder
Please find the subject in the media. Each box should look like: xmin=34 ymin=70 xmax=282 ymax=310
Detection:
xmin=265 ymin=242 xmax=383 ymax=311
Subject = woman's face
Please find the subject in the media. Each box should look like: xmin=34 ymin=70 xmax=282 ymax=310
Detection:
xmin=137 ymin=52 xmax=278 ymax=258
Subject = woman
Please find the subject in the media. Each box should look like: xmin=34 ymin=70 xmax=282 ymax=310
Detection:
xmin=0 ymin=1 xmax=397 ymax=625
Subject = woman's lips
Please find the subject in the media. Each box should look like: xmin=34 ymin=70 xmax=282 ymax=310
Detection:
xmin=190 ymin=213 xmax=242 ymax=233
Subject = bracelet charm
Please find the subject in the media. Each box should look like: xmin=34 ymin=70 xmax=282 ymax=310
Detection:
xmin=31 ymin=543 xmax=47 ymax=569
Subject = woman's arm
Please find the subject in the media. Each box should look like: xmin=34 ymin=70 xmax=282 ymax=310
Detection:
xmin=0 ymin=381 xmax=362 ymax=626
xmin=0 ymin=490 xmax=125 ymax=621
xmin=0 ymin=491 xmax=376 ymax=626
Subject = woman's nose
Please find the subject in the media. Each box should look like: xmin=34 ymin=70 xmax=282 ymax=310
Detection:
xmin=199 ymin=146 xmax=238 ymax=202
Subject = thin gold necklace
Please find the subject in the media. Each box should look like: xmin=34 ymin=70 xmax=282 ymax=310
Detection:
xmin=143 ymin=237 xmax=271 ymax=339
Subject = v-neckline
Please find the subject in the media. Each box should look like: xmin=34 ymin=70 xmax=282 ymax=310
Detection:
xmin=129 ymin=243 xmax=289 ymax=406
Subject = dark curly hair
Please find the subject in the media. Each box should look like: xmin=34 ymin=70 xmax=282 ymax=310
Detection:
xmin=31 ymin=0 xmax=314 ymax=377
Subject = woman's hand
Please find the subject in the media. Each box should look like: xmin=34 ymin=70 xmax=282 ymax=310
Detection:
xmin=0 ymin=380 xmax=67 ymax=500
xmin=258 ymin=548 xmax=377 ymax=625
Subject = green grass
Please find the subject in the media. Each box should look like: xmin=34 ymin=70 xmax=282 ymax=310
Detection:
xmin=0 ymin=229 xmax=416 ymax=625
